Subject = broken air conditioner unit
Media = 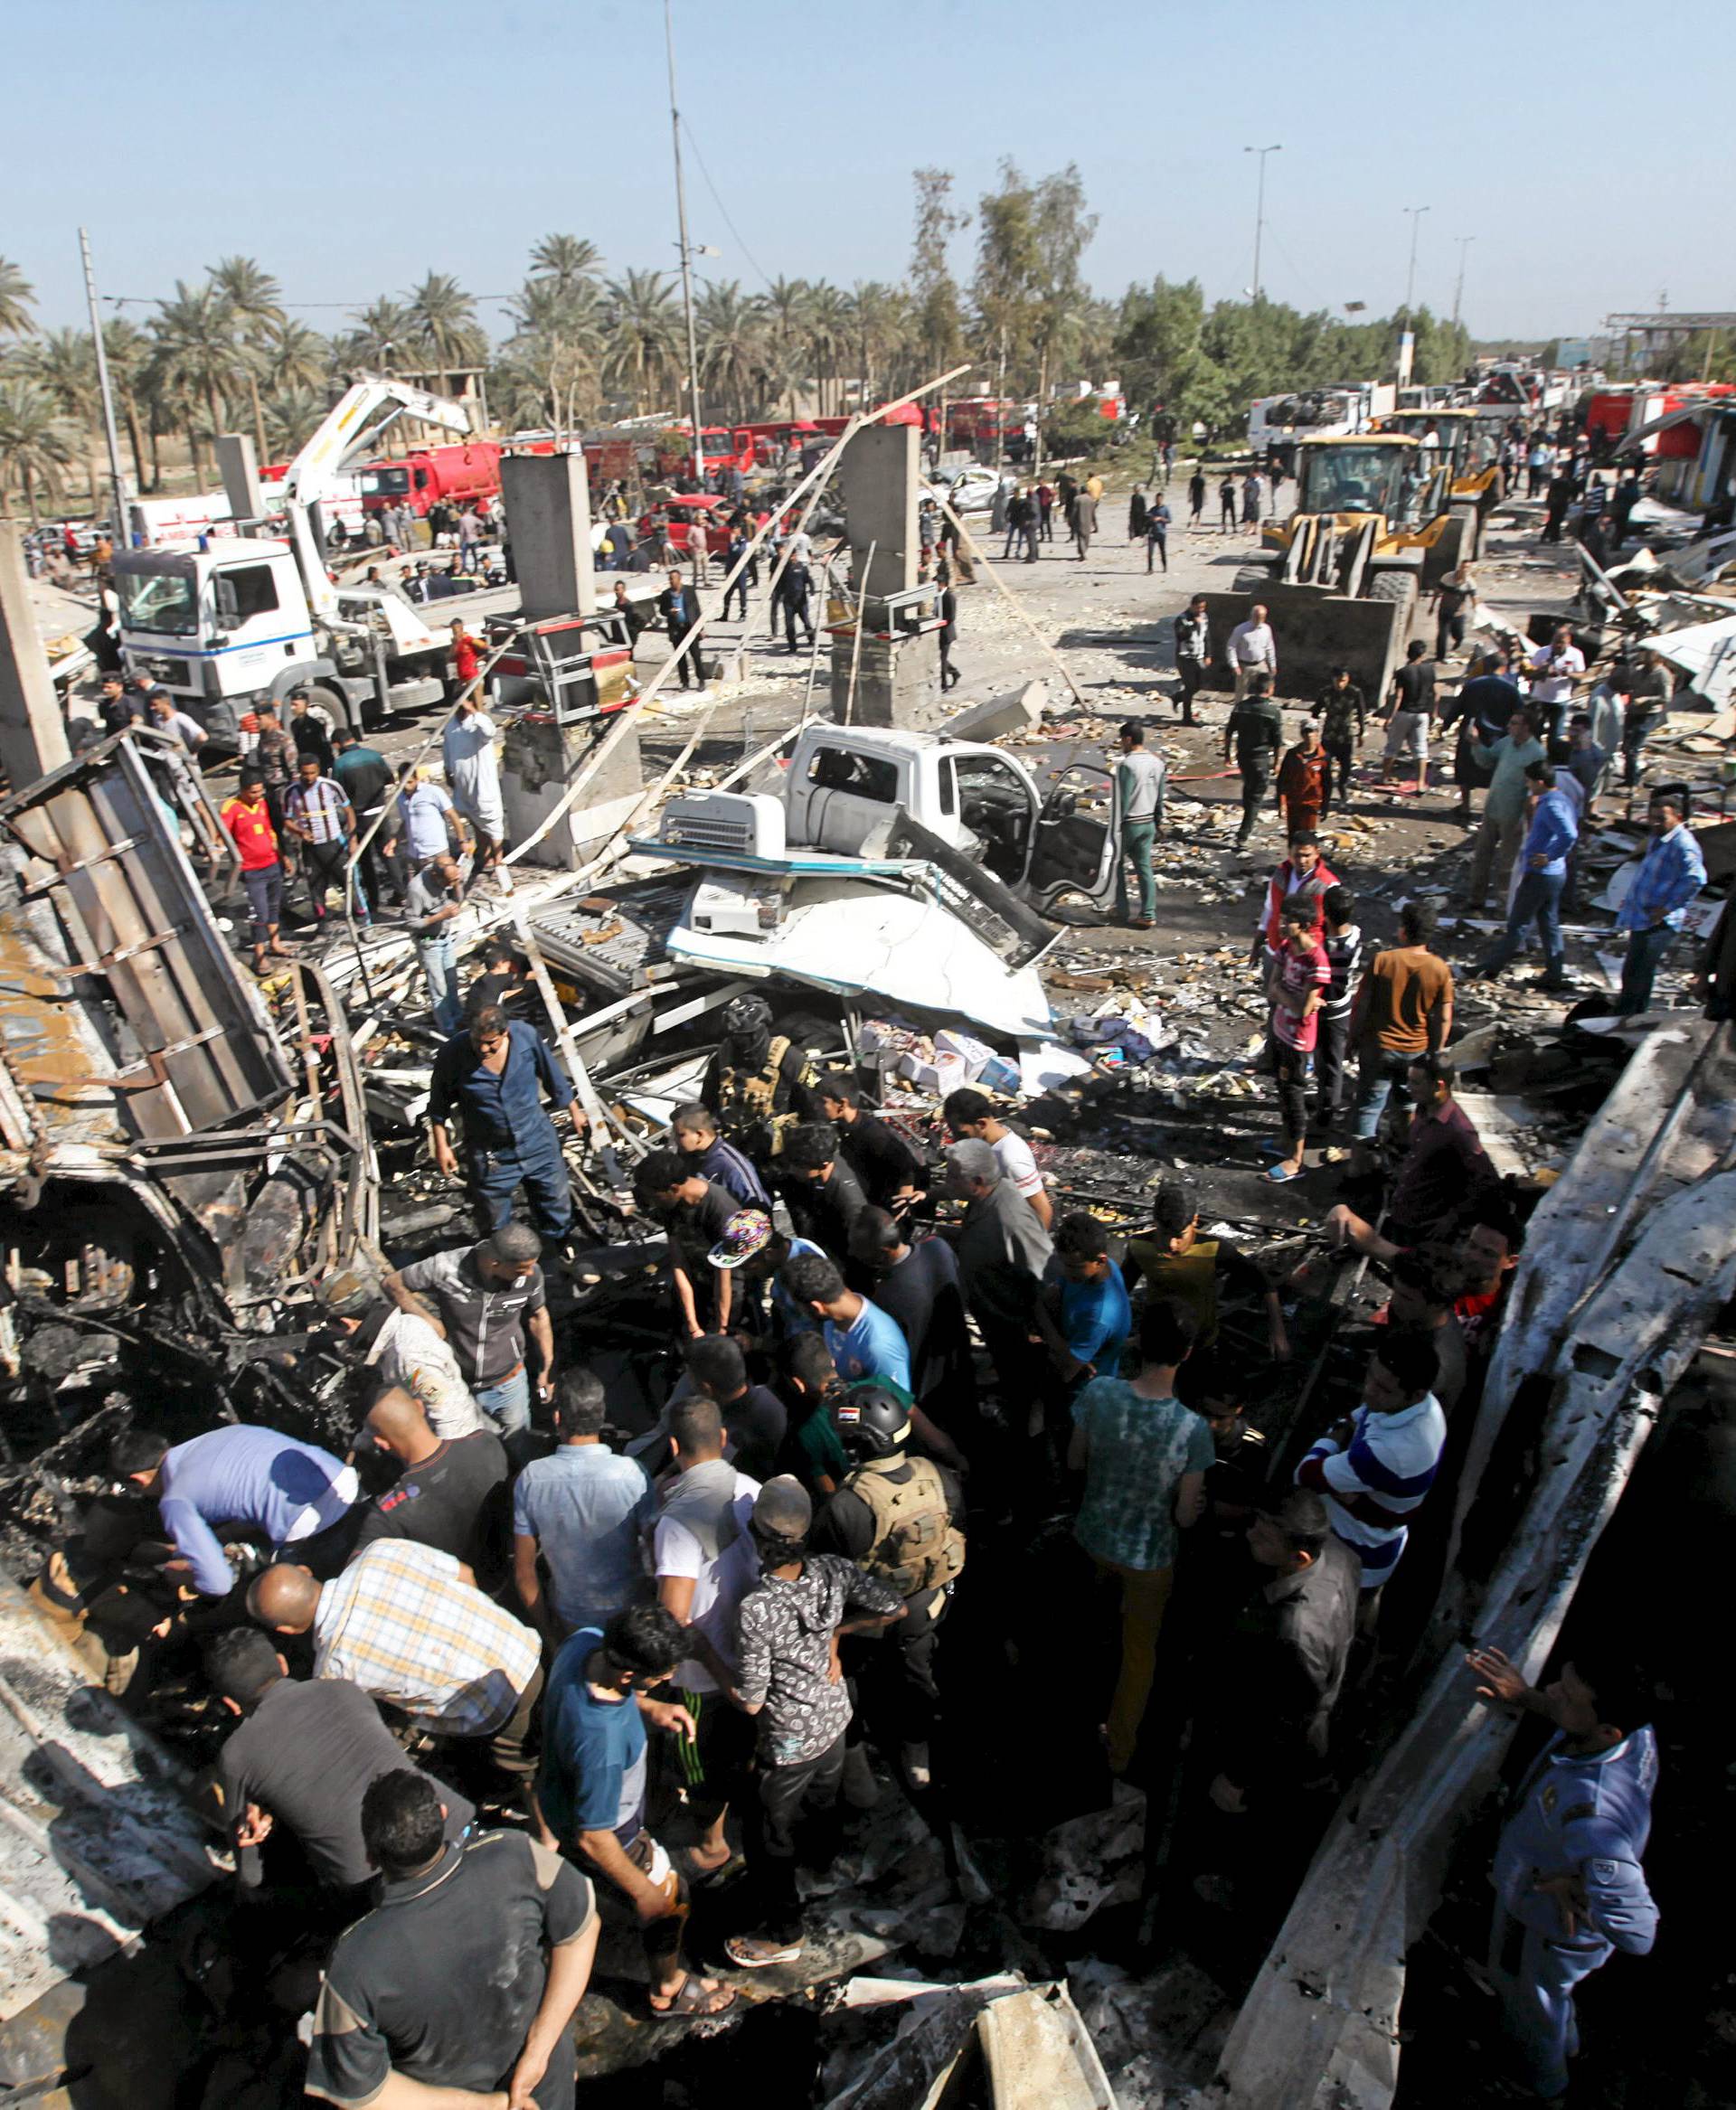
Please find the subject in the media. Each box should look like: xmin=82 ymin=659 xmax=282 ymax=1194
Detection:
xmin=686 ymin=874 xmax=790 ymax=937
xmin=657 ymin=790 xmax=786 ymax=860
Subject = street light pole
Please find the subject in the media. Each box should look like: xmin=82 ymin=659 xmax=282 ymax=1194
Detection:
xmin=1403 ymin=205 xmax=1431 ymax=321
xmin=79 ymin=229 xmax=128 ymax=545
xmin=664 ymin=0 xmax=704 ymax=482
xmin=1451 ymin=235 xmax=1474 ymax=332
xmin=1243 ymin=144 xmax=1281 ymax=302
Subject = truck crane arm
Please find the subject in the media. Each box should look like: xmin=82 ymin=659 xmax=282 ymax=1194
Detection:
xmin=281 ymin=373 xmax=476 ymax=630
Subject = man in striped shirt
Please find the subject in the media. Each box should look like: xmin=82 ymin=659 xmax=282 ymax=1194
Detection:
xmin=284 ymin=753 xmax=369 ymax=927
xmin=1295 ymin=1333 xmax=1445 ymax=1596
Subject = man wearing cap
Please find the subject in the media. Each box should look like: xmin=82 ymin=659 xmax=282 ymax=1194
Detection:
xmin=723 ymin=1478 xmax=904 ymax=1968
xmin=385 ymin=1225 xmax=556 ymax=1454
xmin=1276 ymin=721 xmax=1329 ymax=840
xmin=429 ymin=1006 xmax=576 ymax=1248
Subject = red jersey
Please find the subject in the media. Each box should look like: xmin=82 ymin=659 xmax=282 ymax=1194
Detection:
xmin=221 ymin=796 xmax=278 ymax=872
xmin=452 ymin=633 xmax=482 ymax=683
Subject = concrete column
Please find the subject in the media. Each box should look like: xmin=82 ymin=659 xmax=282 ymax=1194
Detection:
xmin=0 ymin=524 xmax=71 ymax=789
xmin=836 ymin=422 xmax=919 ymax=599
xmin=499 ymin=714 xmax=643 ymax=871
xmin=500 ymin=453 xmax=596 ymax=620
xmin=214 ymin=435 xmax=265 ymax=525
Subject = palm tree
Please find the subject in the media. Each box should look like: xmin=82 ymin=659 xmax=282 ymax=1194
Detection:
xmin=0 ymin=258 xmax=33 ymax=339
xmin=502 ymin=279 xmax=606 ymax=441
xmin=528 ymin=234 xmax=603 ymax=294
xmin=405 ymin=273 xmax=486 ymax=394
xmin=848 ymin=282 xmax=913 ymax=410
xmin=101 ymin=318 xmax=154 ymax=489
xmin=148 ymin=280 xmax=241 ymax=485
xmin=344 ymin=298 xmax=414 ymax=373
xmin=0 ymin=379 xmax=77 ymax=523
xmin=209 ymin=256 xmax=285 ymax=458
xmin=761 ymin=277 xmax=813 ymax=414
xmin=602 ymin=268 xmax=679 ymax=415
xmin=261 ymin=385 xmax=327 ymax=457
xmin=19 ymin=327 xmax=103 ymax=506
xmin=258 ymin=316 xmax=331 ymax=397
xmin=696 ymin=280 xmax=767 ymax=422
xmin=805 ymin=282 xmax=853 ymax=415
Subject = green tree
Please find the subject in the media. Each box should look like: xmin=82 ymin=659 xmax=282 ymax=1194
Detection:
xmin=209 ymin=256 xmax=284 ymax=457
xmin=910 ymin=168 xmax=969 ymax=375
xmin=344 ymin=298 xmax=414 ymax=372
xmin=528 ymin=234 xmax=603 ymax=293
xmin=0 ymin=258 xmax=34 ymax=340
xmin=101 ymin=317 xmax=154 ymax=489
xmin=258 ymin=317 xmax=331 ymax=400
xmin=602 ymin=268 xmax=678 ymax=414
xmin=405 ymin=273 xmax=486 ymax=393
xmin=0 ymin=378 xmax=76 ymax=523
xmin=696 ymin=279 xmax=767 ymax=422
xmin=148 ymin=279 xmax=241 ymax=485
xmin=262 ymin=385 xmax=327 ymax=457
xmin=805 ymin=282 xmax=852 ymax=415
xmin=971 ymin=160 xmax=1043 ymax=413
xmin=1026 ymin=164 xmax=1098 ymax=469
xmin=18 ymin=326 xmax=105 ymax=505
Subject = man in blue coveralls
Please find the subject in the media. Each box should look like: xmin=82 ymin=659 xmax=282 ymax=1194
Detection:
xmin=1465 ymin=1639 xmax=1659 ymax=2099
xmin=428 ymin=1004 xmax=576 ymax=1248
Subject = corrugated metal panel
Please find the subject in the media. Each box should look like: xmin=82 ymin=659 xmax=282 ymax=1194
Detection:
xmin=0 ymin=1581 xmax=217 ymax=2021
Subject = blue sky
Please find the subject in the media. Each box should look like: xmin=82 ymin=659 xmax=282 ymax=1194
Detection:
xmin=6 ymin=0 xmax=1731 ymax=348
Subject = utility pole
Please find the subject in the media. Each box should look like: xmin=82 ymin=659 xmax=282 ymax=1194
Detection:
xmin=664 ymin=0 xmax=704 ymax=482
xmin=1402 ymin=206 xmax=1430 ymax=321
xmin=1243 ymin=144 xmax=1281 ymax=302
xmin=1451 ymin=235 xmax=1474 ymax=332
xmin=79 ymin=229 xmax=128 ymax=545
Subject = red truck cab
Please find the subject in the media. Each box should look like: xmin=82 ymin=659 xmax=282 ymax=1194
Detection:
xmin=359 ymin=440 xmax=504 ymax=518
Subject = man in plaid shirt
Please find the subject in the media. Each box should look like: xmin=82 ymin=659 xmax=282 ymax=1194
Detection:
xmin=250 ymin=1539 xmax=542 ymax=1782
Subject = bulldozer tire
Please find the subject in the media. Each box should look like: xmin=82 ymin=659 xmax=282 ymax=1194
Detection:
xmin=1231 ymin=565 xmax=1277 ymax=595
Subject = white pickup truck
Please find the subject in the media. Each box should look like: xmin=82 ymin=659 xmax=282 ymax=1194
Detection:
xmin=628 ymin=721 xmax=1127 ymax=1041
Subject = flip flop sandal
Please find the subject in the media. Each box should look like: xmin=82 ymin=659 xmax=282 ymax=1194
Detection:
xmin=648 ymin=1974 xmax=739 ymax=2018
xmin=724 ymin=1936 xmax=804 ymax=1969
xmin=1267 ymin=1163 xmax=1303 ymax=1183
xmin=680 ymin=1850 xmax=748 ymax=1892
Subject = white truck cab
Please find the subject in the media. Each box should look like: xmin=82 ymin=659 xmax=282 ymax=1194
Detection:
xmin=656 ymin=722 xmax=1125 ymax=911
xmin=113 ymin=536 xmax=445 ymax=742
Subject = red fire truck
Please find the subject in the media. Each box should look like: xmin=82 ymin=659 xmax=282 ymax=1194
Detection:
xmin=357 ymin=441 xmax=505 ymax=520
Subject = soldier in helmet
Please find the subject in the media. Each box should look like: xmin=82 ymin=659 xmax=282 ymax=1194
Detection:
xmin=810 ymin=1381 xmax=966 ymax=1801
xmin=700 ymin=994 xmax=817 ymax=1166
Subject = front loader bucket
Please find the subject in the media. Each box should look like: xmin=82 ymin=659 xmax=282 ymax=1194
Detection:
xmin=1202 ymin=583 xmax=1407 ymax=707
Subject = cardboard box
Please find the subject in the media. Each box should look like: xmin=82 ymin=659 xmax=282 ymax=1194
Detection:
xmin=897 ymin=1050 xmax=967 ymax=1096
xmin=935 ymin=1029 xmax=994 ymax=1079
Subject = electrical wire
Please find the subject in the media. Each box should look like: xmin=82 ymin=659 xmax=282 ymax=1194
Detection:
xmin=677 ymin=115 xmax=775 ymax=292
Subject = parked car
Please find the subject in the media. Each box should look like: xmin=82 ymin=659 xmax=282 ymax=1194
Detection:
xmin=932 ymin=465 xmax=1001 ymax=513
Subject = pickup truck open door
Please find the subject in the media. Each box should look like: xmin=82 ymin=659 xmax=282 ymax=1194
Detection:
xmin=1023 ymin=760 xmax=1121 ymax=909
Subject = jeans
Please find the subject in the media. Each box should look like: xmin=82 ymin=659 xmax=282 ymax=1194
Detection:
xmin=781 ymin=599 xmax=815 ymax=652
xmin=467 ymin=1125 xmax=572 ymax=1240
xmin=241 ymin=862 xmax=283 ymax=946
xmin=1146 ymin=530 xmax=1167 ymax=572
xmin=1117 ymin=819 xmax=1156 ymax=921
xmin=1622 ymin=710 xmax=1663 ymax=788
xmin=1095 ymin=1557 xmax=1175 ymax=1776
xmin=1352 ymin=1046 xmax=1415 ymax=1142
xmin=723 ymin=575 xmax=750 ymax=621
xmin=1617 ymin=921 xmax=1676 ymax=1014
xmin=475 ymin=1363 xmax=532 ymax=1438
xmin=1313 ymin=1010 xmax=1350 ymax=1126
xmin=1321 ymin=738 xmax=1354 ymax=811
xmin=1271 ymin=1038 xmax=1310 ymax=1151
xmin=419 ymin=935 xmax=464 ymax=1036
xmin=1479 ymin=867 xmax=1567 ymax=981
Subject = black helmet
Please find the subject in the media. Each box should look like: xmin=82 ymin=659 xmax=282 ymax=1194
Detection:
xmin=722 ymin=993 xmax=772 ymax=1039
xmin=834 ymin=1380 xmax=912 ymax=1461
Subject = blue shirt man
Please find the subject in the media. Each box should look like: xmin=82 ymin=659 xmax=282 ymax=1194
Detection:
xmin=129 ymin=1425 xmax=358 ymax=1597
xmin=429 ymin=1013 xmax=575 ymax=1241
xmin=1614 ymin=796 xmax=1706 ymax=1014
xmin=514 ymin=1431 xmax=655 ymax=1641
xmin=536 ymin=1627 xmax=650 ymax=1847
xmin=1466 ymin=1644 xmax=1659 ymax=2099
xmin=1475 ymin=774 xmax=1579 ymax=989
xmin=823 ymin=1293 xmax=912 ymax=1391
